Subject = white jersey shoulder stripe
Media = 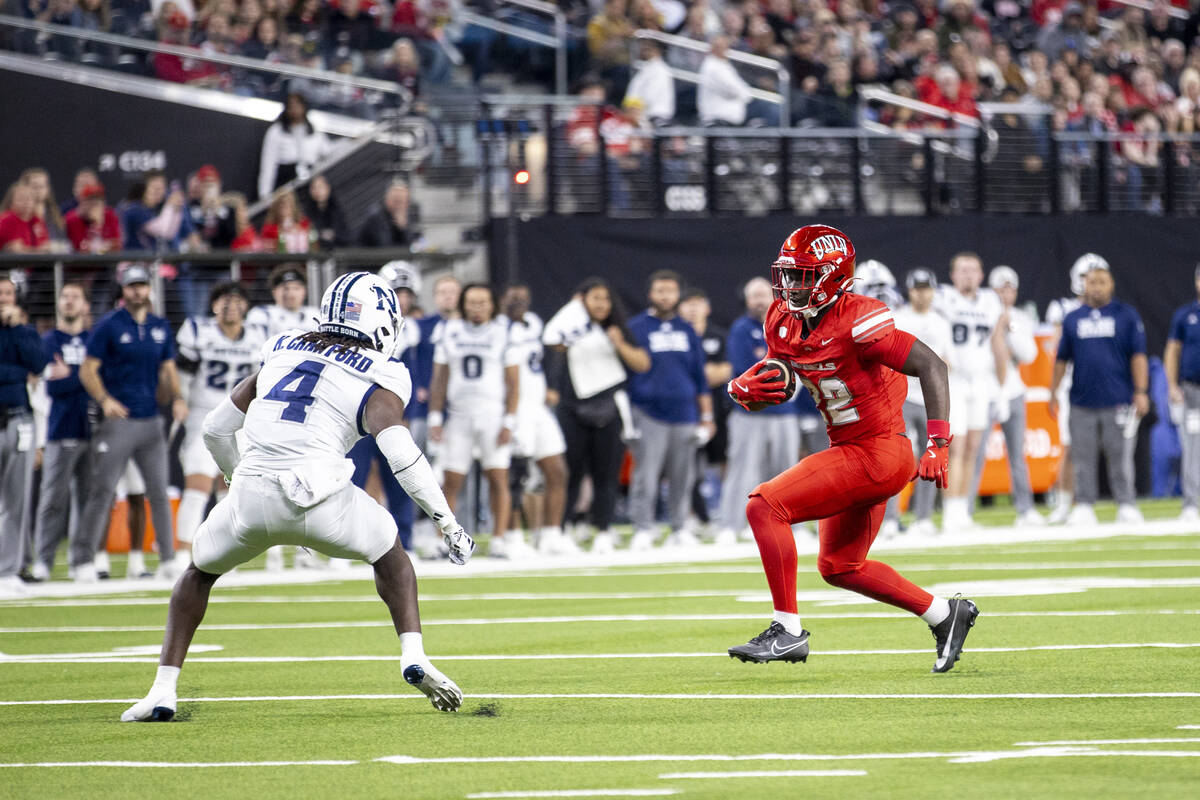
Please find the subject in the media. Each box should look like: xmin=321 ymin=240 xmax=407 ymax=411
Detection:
xmin=851 ymin=310 xmax=893 ymax=338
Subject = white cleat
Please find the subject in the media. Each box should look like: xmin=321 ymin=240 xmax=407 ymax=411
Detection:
xmin=93 ymin=551 xmax=111 ymax=578
xmin=878 ymin=519 xmax=901 ymax=540
xmin=590 ymin=530 xmax=616 ymax=554
xmin=1066 ymin=504 xmax=1098 ymax=527
xmin=30 ymin=561 xmax=51 ymax=582
xmin=628 ymin=529 xmax=658 ymax=551
xmin=1016 ymin=509 xmax=1046 ymax=527
xmin=666 ymin=528 xmax=700 ymax=548
xmin=489 ymin=535 xmax=536 ymax=559
xmin=402 ymin=662 xmax=462 ymax=712
xmin=737 ymin=526 xmax=755 ymax=542
xmin=537 ymin=530 xmax=581 ymax=556
xmin=264 ymin=546 xmax=285 ymax=572
xmin=711 ymin=527 xmax=737 ymax=546
xmin=73 ymin=563 xmax=99 ymax=584
xmin=1047 ymin=502 xmax=1071 ymax=525
xmin=1180 ymin=506 xmax=1200 ymax=524
xmin=1115 ymin=504 xmax=1145 ymax=525
xmin=120 ymin=688 xmax=177 ymax=722
xmin=154 ymin=559 xmax=183 ymax=584
xmin=908 ymin=519 xmax=937 ymax=538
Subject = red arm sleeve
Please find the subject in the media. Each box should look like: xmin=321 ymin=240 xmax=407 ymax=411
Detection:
xmin=859 ymin=327 xmax=917 ymax=372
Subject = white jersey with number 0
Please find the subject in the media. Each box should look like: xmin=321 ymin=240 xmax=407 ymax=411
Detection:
xmin=246 ymin=304 xmax=321 ymax=338
xmin=177 ymin=318 xmax=269 ymax=416
xmin=434 ymin=318 xmax=521 ymax=418
xmin=236 ymin=333 xmax=412 ymax=476
xmin=934 ymin=287 xmax=1004 ymax=379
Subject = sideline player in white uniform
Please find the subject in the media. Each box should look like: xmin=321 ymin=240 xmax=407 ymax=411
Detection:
xmin=883 ymin=268 xmax=953 ymax=538
xmin=429 ymin=284 xmax=523 ymax=558
xmin=121 ymin=272 xmax=475 ymax=722
xmin=175 ymin=282 xmax=267 ymax=554
xmin=935 ymin=251 xmax=1008 ymax=532
xmin=977 ymin=266 xmax=1043 ymax=526
xmin=245 ymin=263 xmax=321 ymax=337
xmin=246 ymin=263 xmax=321 ymax=569
xmin=854 ymin=259 xmax=904 ymax=310
xmin=1044 ymin=254 xmax=1091 ymax=523
xmin=499 ymin=284 xmax=575 ymax=555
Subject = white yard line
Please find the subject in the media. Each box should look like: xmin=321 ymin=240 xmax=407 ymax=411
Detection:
xmin=0 ymin=760 xmax=358 ymax=768
xmin=1177 ymin=725 xmax=1200 ymax=729
xmin=2 ymin=609 xmax=1198 ymax=634
xmin=466 ymin=791 xmax=677 ymax=799
xmin=4 ymin=691 xmax=1200 ymax=708
xmin=1015 ymin=738 xmax=1200 ymax=746
xmin=3 ymin=518 xmax=1197 ymax=602
xmin=659 ymin=770 xmax=866 ymax=778
xmin=3 ymin=641 xmax=1199 ymax=665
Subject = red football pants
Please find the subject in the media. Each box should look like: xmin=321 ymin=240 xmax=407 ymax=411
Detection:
xmin=746 ymin=434 xmax=934 ymax=617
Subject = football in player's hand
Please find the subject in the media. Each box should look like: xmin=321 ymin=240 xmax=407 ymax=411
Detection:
xmin=741 ymin=358 xmax=796 ymax=411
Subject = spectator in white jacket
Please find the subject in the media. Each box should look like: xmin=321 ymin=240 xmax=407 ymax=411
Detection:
xmin=624 ymin=40 xmax=675 ymax=126
xmin=975 ymin=265 xmax=1045 ymax=526
xmin=697 ymin=36 xmax=751 ymax=126
xmin=258 ymin=91 xmax=334 ymax=200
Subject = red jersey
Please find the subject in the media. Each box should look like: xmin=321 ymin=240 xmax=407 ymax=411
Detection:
xmin=765 ymin=293 xmax=911 ymax=445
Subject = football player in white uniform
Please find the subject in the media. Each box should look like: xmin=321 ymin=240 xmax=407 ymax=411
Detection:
xmin=935 ymin=251 xmax=1008 ymax=532
xmin=174 ymin=282 xmax=267 ymax=554
xmin=854 ymin=259 xmax=905 ymax=310
xmin=883 ymin=268 xmax=953 ymax=538
xmin=246 ymin=263 xmax=322 ymax=569
xmin=978 ymin=266 xmax=1043 ymax=526
xmin=499 ymin=284 xmax=575 ymax=555
xmin=245 ymin=263 xmax=320 ymax=337
xmin=1044 ymin=254 xmax=1092 ymax=523
xmin=121 ymin=272 xmax=474 ymax=722
xmin=429 ymin=284 xmax=524 ymax=558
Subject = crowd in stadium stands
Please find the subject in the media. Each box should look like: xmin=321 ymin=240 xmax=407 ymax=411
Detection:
xmin=5 ymin=1 xmax=1198 ymax=132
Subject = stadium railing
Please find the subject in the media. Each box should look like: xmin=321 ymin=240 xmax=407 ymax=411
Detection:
xmin=460 ymin=0 xmax=571 ymax=97
xmin=0 ymin=248 xmax=474 ymax=328
xmin=471 ymin=102 xmax=1200 ymax=220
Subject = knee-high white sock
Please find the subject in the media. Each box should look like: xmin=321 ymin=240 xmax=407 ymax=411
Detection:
xmin=176 ymin=489 xmax=209 ymax=544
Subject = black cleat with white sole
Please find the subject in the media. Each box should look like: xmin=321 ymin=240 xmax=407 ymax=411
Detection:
xmin=728 ymin=622 xmax=810 ymax=664
xmin=930 ymin=595 xmax=979 ymax=673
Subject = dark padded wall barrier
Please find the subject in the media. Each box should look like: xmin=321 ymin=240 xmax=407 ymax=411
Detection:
xmin=0 ymin=70 xmax=266 ymax=200
xmin=496 ymin=214 xmax=1199 ymax=355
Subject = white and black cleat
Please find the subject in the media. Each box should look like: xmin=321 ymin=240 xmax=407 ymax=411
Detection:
xmin=930 ymin=595 xmax=979 ymax=673
xmin=728 ymin=623 xmax=810 ymax=664
xmin=120 ymin=690 xmax=177 ymax=722
xmin=403 ymin=663 xmax=463 ymax=712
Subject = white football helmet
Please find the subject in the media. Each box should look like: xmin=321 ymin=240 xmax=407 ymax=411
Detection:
xmin=318 ymin=271 xmax=405 ymax=360
xmin=378 ymin=260 xmax=421 ymax=295
xmin=856 ymin=259 xmax=896 ymax=291
xmin=1070 ymin=253 xmax=1108 ymax=296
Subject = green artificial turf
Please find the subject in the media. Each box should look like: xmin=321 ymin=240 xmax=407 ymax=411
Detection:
xmin=2 ymin=526 xmax=1198 ymax=799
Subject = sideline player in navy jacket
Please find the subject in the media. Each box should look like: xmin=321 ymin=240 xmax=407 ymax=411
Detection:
xmin=1050 ymin=257 xmax=1148 ymax=526
xmin=76 ymin=264 xmax=188 ymax=582
xmin=626 ymin=270 xmax=715 ymax=550
xmin=0 ymin=276 xmax=48 ymax=595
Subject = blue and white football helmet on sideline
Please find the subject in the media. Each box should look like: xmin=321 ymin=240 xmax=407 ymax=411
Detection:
xmin=378 ymin=260 xmax=422 ymax=295
xmin=1070 ymin=253 xmax=1108 ymax=296
xmin=854 ymin=259 xmax=903 ymax=309
xmin=318 ymin=271 xmax=406 ymax=360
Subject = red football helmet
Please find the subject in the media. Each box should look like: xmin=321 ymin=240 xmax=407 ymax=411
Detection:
xmin=770 ymin=224 xmax=857 ymax=318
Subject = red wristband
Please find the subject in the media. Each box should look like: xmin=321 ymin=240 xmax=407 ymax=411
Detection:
xmin=927 ymin=419 xmax=951 ymax=441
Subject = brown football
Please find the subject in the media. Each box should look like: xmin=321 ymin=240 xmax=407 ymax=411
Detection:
xmin=743 ymin=358 xmax=797 ymax=411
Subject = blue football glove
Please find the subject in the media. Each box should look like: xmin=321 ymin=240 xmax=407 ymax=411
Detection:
xmin=443 ymin=527 xmax=475 ymax=566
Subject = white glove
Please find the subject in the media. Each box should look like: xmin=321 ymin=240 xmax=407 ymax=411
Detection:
xmin=443 ymin=526 xmax=475 ymax=566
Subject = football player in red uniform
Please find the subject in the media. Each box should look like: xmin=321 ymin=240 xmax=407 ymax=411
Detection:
xmin=727 ymin=224 xmax=979 ymax=673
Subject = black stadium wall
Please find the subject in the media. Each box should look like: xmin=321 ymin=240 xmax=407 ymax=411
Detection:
xmin=494 ymin=214 xmax=1200 ymax=356
xmin=0 ymin=69 xmax=267 ymax=201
